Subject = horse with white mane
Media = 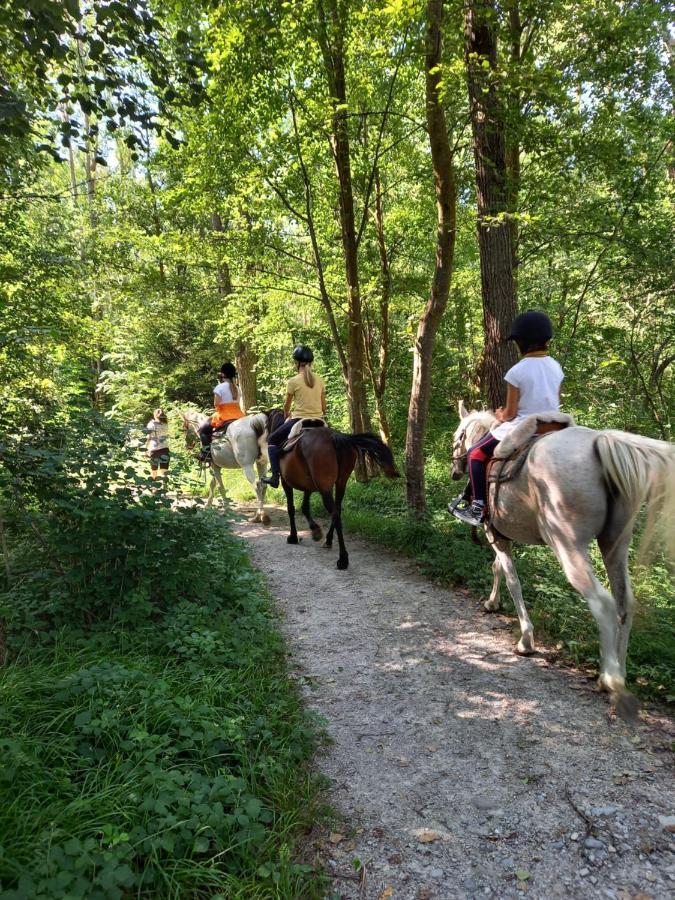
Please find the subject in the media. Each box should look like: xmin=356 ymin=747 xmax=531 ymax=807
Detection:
xmin=180 ymin=410 xmax=271 ymax=524
xmin=451 ymin=401 xmax=675 ymax=720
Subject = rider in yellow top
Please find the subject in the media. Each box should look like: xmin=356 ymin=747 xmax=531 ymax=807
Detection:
xmin=262 ymin=346 xmax=327 ymax=488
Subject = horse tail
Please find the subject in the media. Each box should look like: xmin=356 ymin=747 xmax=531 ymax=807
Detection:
xmin=595 ymin=430 xmax=675 ymax=561
xmin=332 ymin=432 xmax=400 ymax=478
xmin=246 ymin=413 xmax=268 ymax=460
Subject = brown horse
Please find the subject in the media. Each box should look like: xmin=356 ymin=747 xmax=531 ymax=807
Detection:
xmin=278 ymin=427 xmax=399 ymax=569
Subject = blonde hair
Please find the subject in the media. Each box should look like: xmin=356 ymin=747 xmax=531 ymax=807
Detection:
xmin=300 ymin=363 xmax=315 ymax=388
xmin=154 ymin=408 xmax=167 ymax=424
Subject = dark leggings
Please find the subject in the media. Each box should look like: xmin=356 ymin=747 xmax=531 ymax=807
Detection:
xmin=468 ymin=432 xmax=499 ymax=504
xmin=199 ymin=421 xmax=214 ymax=447
xmin=267 ymin=418 xmax=300 ymax=447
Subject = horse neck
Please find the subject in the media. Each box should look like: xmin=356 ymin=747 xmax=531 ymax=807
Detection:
xmin=467 ymin=411 xmax=495 ymax=441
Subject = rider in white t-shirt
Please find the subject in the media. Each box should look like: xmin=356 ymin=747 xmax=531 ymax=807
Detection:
xmin=451 ymin=310 xmax=564 ymax=526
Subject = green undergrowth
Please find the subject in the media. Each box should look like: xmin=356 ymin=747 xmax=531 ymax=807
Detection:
xmin=0 ymin=421 xmax=325 ymax=899
xmin=216 ymin=459 xmax=674 ymax=705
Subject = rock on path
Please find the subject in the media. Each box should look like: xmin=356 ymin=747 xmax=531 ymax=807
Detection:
xmin=234 ymin=506 xmax=675 ymax=900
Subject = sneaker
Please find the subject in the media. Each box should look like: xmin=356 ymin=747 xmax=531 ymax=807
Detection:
xmin=451 ymin=501 xmax=485 ymax=526
xmin=447 ymin=495 xmax=470 ymax=515
xmin=197 ymin=448 xmax=211 ymax=463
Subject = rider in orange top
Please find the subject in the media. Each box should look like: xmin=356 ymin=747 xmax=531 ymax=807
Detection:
xmin=198 ymin=362 xmax=245 ymax=460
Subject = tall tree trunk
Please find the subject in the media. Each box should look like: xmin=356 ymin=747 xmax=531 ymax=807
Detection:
xmin=146 ymin=151 xmax=165 ymax=281
xmin=235 ymin=341 xmax=257 ymax=411
xmin=506 ymin=2 xmax=522 ymax=284
xmin=211 ymin=211 xmax=256 ymax=409
xmin=368 ymin=165 xmax=392 ymax=446
xmin=465 ymin=0 xmax=518 ymax=409
xmin=405 ymin=0 xmax=457 ymax=515
xmin=316 ymin=0 xmax=372 ymax=475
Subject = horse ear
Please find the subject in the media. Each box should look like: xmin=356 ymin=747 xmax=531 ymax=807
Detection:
xmin=458 ymin=400 xmax=469 ymax=420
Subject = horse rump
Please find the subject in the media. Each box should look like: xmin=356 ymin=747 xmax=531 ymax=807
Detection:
xmin=332 ymin=431 xmax=400 ymax=478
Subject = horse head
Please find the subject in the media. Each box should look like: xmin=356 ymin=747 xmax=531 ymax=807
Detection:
xmin=179 ymin=409 xmax=208 ymax=450
xmin=451 ymin=400 xmax=496 ymax=480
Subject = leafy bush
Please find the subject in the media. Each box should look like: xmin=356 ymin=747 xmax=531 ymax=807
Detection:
xmin=0 ymin=414 xmax=324 ymax=897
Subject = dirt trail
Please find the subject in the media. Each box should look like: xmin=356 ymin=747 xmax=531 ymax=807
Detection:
xmin=234 ymin=505 xmax=674 ymax=900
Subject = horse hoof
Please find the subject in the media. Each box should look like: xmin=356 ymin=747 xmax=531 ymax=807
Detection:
xmin=250 ymin=514 xmax=261 ymax=523
xmin=311 ymin=527 xmax=323 ymax=542
xmin=287 ymin=535 xmax=299 ymax=545
xmin=484 ymin=599 xmax=500 ymax=612
xmin=615 ymin=692 xmax=640 ymax=725
xmin=516 ymin=636 xmax=535 ymax=656
xmin=336 ymin=557 xmax=349 ymax=570
xmin=322 ymin=540 xmax=333 ymax=550
xmin=261 ymin=514 xmax=271 ymax=526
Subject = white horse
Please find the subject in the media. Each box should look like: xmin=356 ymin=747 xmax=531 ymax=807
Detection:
xmin=180 ymin=410 xmax=271 ymax=524
xmin=451 ymin=400 xmax=675 ymax=719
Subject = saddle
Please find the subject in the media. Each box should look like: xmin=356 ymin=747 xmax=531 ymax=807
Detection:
xmin=280 ymin=418 xmax=326 ymax=455
xmin=212 ymin=419 xmax=238 ymax=440
xmin=486 ymin=412 xmax=576 ymax=518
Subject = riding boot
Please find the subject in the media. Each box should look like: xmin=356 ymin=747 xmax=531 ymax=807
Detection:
xmin=261 ymin=445 xmax=281 ymax=488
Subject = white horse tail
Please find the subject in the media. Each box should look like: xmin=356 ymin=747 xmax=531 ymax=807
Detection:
xmin=595 ymin=430 xmax=675 ymax=561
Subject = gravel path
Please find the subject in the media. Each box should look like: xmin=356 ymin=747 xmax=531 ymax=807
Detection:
xmin=234 ymin=505 xmax=674 ymax=900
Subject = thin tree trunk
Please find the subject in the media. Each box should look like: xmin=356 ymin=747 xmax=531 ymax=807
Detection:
xmin=369 ymin=165 xmax=392 ymax=446
xmin=465 ymin=0 xmax=518 ymax=409
xmin=235 ymin=341 xmax=257 ymax=411
xmin=405 ymin=0 xmax=457 ymax=515
xmin=506 ymin=2 xmax=522 ymax=285
xmin=146 ymin=157 xmax=165 ymax=281
xmin=316 ymin=0 xmax=372 ymax=475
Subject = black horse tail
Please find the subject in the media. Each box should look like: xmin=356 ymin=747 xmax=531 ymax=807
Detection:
xmin=332 ymin=431 xmax=400 ymax=478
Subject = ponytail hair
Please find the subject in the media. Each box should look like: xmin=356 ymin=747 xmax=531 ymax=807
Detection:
xmin=301 ymin=363 xmax=315 ymax=388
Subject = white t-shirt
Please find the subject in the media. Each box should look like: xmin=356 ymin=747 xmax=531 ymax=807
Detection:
xmin=491 ymin=356 xmax=564 ymax=440
xmin=146 ymin=419 xmax=169 ymax=451
xmin=213 ymin=381 xmax=236 ymax=404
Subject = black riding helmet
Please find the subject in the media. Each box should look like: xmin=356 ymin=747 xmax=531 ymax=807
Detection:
xmin=508 ymin=310 xmax=553 ymax=347
xmin=219 ymin=362 xmax=237 ymax=379
xmin=292 ymin=345 xmax=314 ymax=364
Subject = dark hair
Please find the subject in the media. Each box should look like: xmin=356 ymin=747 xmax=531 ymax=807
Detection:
xmin=515 ymin=338 xmax=550 ymax=355
xmin=219 ymin=362 xmax=237 ymax=380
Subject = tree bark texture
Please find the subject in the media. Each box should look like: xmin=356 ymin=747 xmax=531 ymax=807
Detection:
xmin=465 ymin=0 xmax=518 ymax=409
xmin=235 ymin=340 xmax=258 ymax=412
xmin=316 ymin=0 xmax=373 ymax=472
xmin=404 ymin=0 xmax=457 ymax=515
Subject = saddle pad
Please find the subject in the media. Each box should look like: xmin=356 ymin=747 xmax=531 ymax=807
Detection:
xmin=494 ymin=411 xmax=576 ymax=459
xmin=281 ymin=418 xmax=326 ymax=455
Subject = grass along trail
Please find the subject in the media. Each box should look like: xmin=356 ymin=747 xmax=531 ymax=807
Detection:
xmin=234 ymin=502 xmax=674 ymax=900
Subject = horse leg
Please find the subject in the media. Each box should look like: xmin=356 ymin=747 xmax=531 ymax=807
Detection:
xmin=492 ymin=538 xmax=535 ymax=654
xmin=598 ymin=500 xmax=636 ymax=682
xmin=301 ymin=491 xmax=322 ymax=541
xmin=321 ymin=490 xmax=348 ymax=570
xmin=283 ymin=480 xmax=299 ymax=544
xmin=242 ymin=463 xmax=263 ymax=523
xmin=484 ymin=556 xmax=503 ymax=611
xmin=255 ymin=457 xmax=271 ymax=525
xmin=211 ymin=466 xmax=228 ymax=509
xmin=550 ymin=537 xmax=631 ymax=709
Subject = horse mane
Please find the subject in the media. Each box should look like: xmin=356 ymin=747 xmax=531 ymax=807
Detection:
xmin=463 ymin=409 xmax=496 ymax=443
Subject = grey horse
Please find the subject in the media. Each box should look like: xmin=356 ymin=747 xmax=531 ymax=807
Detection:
xmin=181 ymin=410 xmax=271 ymax=524
xmin=452 ymin=401 xmax=675 ymax=719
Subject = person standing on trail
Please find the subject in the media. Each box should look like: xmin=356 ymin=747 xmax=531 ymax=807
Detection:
xmin=261 ymin=346 xmax=327 ymax=488
xmin=198 ymin=362 xmax=245 ymax=461
xmin=449 ymin=310 xmax=565 ymax=526
xmin=145 ymin=408 xmax=170 ymax=482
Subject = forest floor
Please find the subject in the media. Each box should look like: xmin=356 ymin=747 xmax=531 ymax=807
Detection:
xmin=233 ymin=502 xmax=675 ymax=900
